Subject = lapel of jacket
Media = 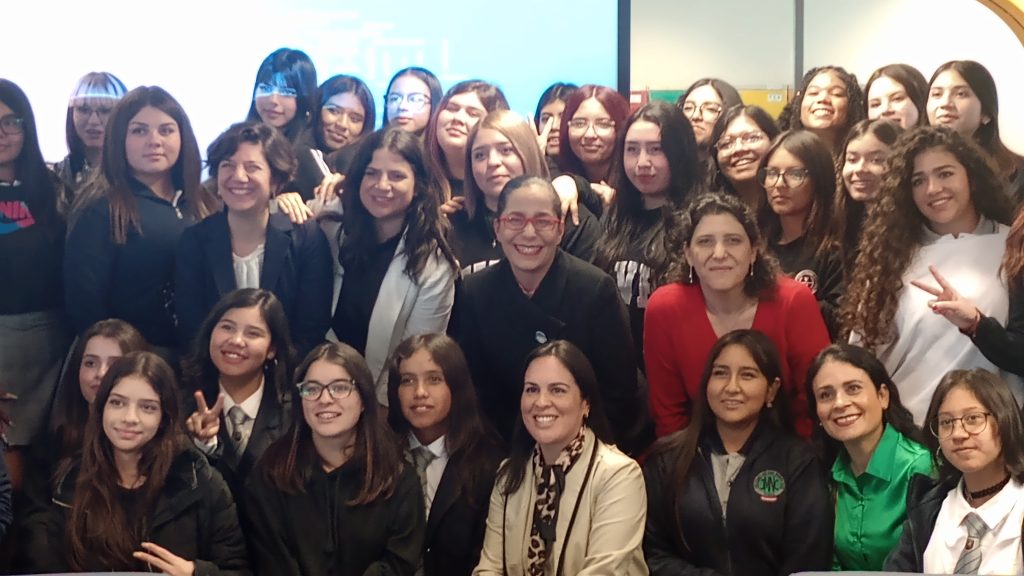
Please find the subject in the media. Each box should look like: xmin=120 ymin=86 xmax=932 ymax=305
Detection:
xmin=260 ymin=212 xmax=294 ymax=293
xmin=208 ymin=211 xmax=237 ymax=296
xmin=497 ymin=250 xmax=569 ymax=340
xmin=365 ymin=231 xmax=415 ymax=382
xmin=426 ymin=457 xmax=459 ymax=539
xmin=240 ymin=385 xmax=287 ymax=473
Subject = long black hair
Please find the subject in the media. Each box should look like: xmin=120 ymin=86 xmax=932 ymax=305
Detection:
xmin=0 ymin=79 xmax=62 ymax=233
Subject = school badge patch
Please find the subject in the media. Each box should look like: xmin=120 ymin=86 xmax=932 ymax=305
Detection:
xmin=753 ymin=470 xmax=785 ymax=502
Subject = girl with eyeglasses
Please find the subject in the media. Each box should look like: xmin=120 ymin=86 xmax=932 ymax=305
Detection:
xmin=677 ymin=78 xmax=742 ymax=189
xmin=383 ymin=67 xmax=443 ymax=136
xmin=244 ymin=341 xmax=424 ymax=575
xmin=319 ymin=127 xmax=458 ymax=405
xmin=781 ymin=66 xmax=865 ymax=158
xmin=841 ymin=126 xmax=1018 ymax=424
xmin=457 ymin=176 xmax=644 ymax=454
xmin=758 ymin=130 xmax=844 ymax=337
xmin=885 ymin=368 xmax=1024 ymax=574
xmin=709 ymin=105 xmax=781 ymax=211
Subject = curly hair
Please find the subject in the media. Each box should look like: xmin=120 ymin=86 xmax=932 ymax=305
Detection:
xmin=781 ymin=66 xmax=865 ymax=153
xmin=1004 ymin=209 xmax=1024 ymax=285
xmin=839 ymin=126 xmax=1014 ymax=347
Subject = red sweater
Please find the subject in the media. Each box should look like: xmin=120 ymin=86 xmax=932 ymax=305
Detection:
xmin=643 ymin=277 xmax=830 ymax=438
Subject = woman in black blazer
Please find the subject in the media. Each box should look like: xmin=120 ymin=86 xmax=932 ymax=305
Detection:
xmin=175 ymin=121 xmax=332 ymax=355
xmin=386 ymin=333 xmax=502 ymax=576
xmin=456 ymin=175 xmax=645 ymax=454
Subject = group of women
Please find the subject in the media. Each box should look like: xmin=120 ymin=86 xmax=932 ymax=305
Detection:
xmin=1 ymin=44 xmax=1023 ymax=574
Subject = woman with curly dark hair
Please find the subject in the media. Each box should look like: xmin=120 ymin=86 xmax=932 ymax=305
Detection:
xmin=781 ymin=66 xmax=865 ymax=157
xmin=841 ymin=126 xmax=1017 ymax=424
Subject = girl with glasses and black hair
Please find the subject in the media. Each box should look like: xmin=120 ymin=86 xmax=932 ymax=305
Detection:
xmin=885 ymin=368 xmax=1024 ymax=574
xmin=758 ymin=130 xmax=844 ymax=337
xmin=709 ymin=105 xmax=781 ymax=211
xmin=677 ymin=78 xmax=742 ymax=189
xmin=781 ymin=66 xmax=865 ymax=158
xmin=383 ymin=67 xmax=443 ymax=136
xmin=244 ymin=341 xmax=424 ymax=575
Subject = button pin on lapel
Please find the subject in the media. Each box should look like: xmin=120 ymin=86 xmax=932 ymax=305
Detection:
xmin=535 ymin=331 xmax=547 ymax=344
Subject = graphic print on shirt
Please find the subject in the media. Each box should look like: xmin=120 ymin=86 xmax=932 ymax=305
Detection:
xmin=0 ymin=200 xmax=35 ymax=235
xmin=614 ymin=260 xmax=653 ymax=308
xmin=793 ymin=269 xmax=819 ymax=295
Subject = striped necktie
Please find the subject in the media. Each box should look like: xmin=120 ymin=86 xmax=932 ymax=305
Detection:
xmin=954 ymin=512 xmax=989 ymax=575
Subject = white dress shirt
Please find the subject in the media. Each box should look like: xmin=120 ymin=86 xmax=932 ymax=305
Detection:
xmin=924 ymin=478 xmax=1024 ymax=574
xmin=192 ymin=379 xmax=264 ymax=456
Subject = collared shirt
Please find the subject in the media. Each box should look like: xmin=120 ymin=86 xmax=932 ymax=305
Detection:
xmin=192 ymin=379 xmax=264 ymax=456
xmin=924 ymin=478 xmax=1024 ymax=574
xmin=832 ymin=425 xmax=933 ymax=570
xmin=921 ymin=216 xmax=999 ymax=245
xmin=408 ymin=433 xmax=449 ymax=514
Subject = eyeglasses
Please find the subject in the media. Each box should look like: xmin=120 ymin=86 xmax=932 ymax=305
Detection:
xmin=385 ymin=92 xmax=430 ymax=111
xmin=567 ymin=118 xmax=615 ymax=136
xmin=931 ymin=411 xmax=991 ymax=439
xmin=681 ymin=101 xmax=724 ymax=120
xmin=716 ymin=132 xmax=767 ymax=153
xmin=758 ymin=167 xmax=809 ymax=188
xmin=73 ymin=104 xmax=114 ymax=120
xmin=0 ymin=115 xmax=24 ymax=136
xmin=255 ymin=83 xmax=298 ymax=98
xmin=497 ymin=214 xmax=562 ymax=232
xmin=296 ymin=379 xmax=357 ymax=401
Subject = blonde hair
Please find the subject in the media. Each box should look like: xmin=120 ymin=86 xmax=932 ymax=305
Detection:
xmin=463 ymin=110 xmax=550 ymax=217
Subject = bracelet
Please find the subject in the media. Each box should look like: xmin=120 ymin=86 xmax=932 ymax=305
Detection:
xmin=960 ymin=309 xmax=983 ymax=338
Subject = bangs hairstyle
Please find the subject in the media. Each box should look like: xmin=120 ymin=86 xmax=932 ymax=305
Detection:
xmin=425 ymin=80 xmax=510 ymax=200
xmin=463 ymin=110 xmax=550 ymax=218
xmin=65 ymin=72 xmax=128 ymax=175
xmin=314 ymin=74 xmax=376 ymax=151
xmin=336 ymin=127 xmax=458 ymax=279
xmin=924 ymin=368 xmax=1024 ymax=485
xmin=709 ymin=105 xmax=782 ymax=194
xmin=69 ymin=351 xmax=183 ymax=571
xmin=0 ymin=79 xmax=61 ymax=232
xmin=54 ymin=319 xmax=148 ymax=469
xmin=385 ymin=333 xmax=500 ymax=499
xmin=206 ymin=121 xmax=298 ymax=195
xmin=382 ymin=67 xmax=443 ymax=129
xmin=758 ymin=129 xmax=838 ymax=260
xmin=72 ymin=85 xmax=218 ymax=243
xmin=782 ymin=66 xmax=865 ymax=143
xmin=595 ymin=100 xmax=699 ymax=278
xmin=496 ymin=340 xmax=612 ymax=495
xmin=246 ymin=48 xmax=318 ymax=142
xmin=663 ymin=192 xmax=779 ymax=297
xmin=181 ymin=288 xmax=296 ymax=405
xmin=534 ymin=82 xmax=579 ymax=129
xmin=649 ymin=329 xmax=789 ymax=552
xmin=864 ymin=64 xmax=928 ymax=127
xmin=259 ymin=342 xmax=404 ymax=503
xmin=556 ymin=84 xmax=630 ymax=178
xmin=805 ymin=343 xmax=922 ymax=466
xmin=840 ymin=125 xmax=1014 ymax=347
xmin=834 ymin=119 xmax=903 ymax=270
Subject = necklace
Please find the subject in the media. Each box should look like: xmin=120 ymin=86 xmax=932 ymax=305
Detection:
xmin=964 ymin=474 xmax=1011 ymax=503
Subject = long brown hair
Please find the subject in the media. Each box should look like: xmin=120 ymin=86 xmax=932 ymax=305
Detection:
xmin=259 ymin=342 xmax=404 ymax=504
xmin=1002 ymin=209 xmax=1024 ymax=285
xmin=840 ymin=126 xmax=1013 ymax=347
xmin=68 ymin=351 xmax=183 ymax=571
xmin=462 ymin=110 xmax=549 ymax=219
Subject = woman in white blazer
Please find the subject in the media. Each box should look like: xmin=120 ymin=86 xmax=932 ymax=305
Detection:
xmin=319 ymin=126 xmax=459 ymax=404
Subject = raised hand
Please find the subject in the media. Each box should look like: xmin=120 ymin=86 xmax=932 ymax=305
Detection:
xmin=910 ymin=265 xmax=981 ymax=331
xmin=185 ymin=391 xmax=225 ymax=443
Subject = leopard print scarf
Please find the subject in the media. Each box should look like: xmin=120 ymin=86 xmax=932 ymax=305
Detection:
xmin=526 ymin=427 xmax=587 ymax=576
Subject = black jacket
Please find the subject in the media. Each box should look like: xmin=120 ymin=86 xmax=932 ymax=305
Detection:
xmin=883 ymin=474 xmax=956 ymax=572
xmin=243 ymin=461 xmax=425 ymax=576
xmin=643 ymin=423 xmax=833 ymax=576
xmin=456 ymin=250 xmax=642 ymax=451
xmin=974 ymin=280 xmax=1024 ymax=376
xmin=22 ymin=447 xmax=250 ymax=575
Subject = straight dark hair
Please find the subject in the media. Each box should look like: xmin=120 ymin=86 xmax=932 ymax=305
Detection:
xmin=245 ymin=48 xmax=318 ymax=142
xmin=709 ymin=105 xmax=782 ymax=195
xmin=534 ymin=82 xmax=579 ymax=130
xmin=259 ymin=342 xmax=404 ymax=504
xmin=64 ymin=72 xmax=127 ymax=178
xmin=382 ymin=67 xmax=443 ymax=130
xmin=314 ymin=74 xmax=376 ymax=152
xmin=0 ymin=79 xmax=62 ymax=233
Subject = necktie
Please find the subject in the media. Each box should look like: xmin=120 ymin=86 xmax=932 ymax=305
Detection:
xmin=227 ymin=406 xmax=249 ymax=448
xmin=954 ymin=512 xmax=989 ymax=575
xmin=412 ymin=446 xmax=437 ymax=512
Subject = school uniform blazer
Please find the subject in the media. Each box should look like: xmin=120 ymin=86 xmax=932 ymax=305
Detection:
xmin=320 ymin=198 xmax=458 ymax=404
xmin=175 ymin=210 xmax=332 ymax=355
xmin=473 ymin=428 xmax=648 ymax=575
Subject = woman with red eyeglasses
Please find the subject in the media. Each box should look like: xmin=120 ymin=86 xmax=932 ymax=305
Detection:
xmin=456 ymin=176 xmax=645 ymax=455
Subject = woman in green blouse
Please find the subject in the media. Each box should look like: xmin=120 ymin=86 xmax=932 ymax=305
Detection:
xmin=807 ymin=343 xmax=934 ymax=571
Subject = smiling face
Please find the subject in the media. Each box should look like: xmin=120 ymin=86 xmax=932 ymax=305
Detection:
xmin=682 ymin=85 xmax=724 ymax=146
xmin=471 ymin=128 xmax=525 ymax=203
xmin=706 ymin=344 xmax=778 ymax=430
xmin=716 ymin=114 xmax=771 ymax=188
xmin=764 ymin=147 xmax=814 ymax=220
xmin=208 ymin=305 xmax=276 ymax=383
xmin=494 ymin=183 xmax=564 ymax=277
xmin=301 ymin=359 xmax=364 ymax=444
xmin=911 ymin=146 xmax=978 ymax=236
xmin=72 ymin=97 xmax=117 ymax=150
xmin=521 ymin=355 xmax=589 ymax=463
xmin=397 ymin=348 xmax=452 ymax=446
xmin=436 ymin=91 xmax=487 ymax=164
xmin=320 ymin=91 xmax=366 ymax=151
xmin=927 ymin=69 xmax=987 ymax=137
xmin=359 ymin=148 xmax=416 ymax=236
xmin=685 ymin=212 xmax=757 ymax=294
xmin=624 ymin=120 xmax=670 ymax=206
xmin=102 ymin=375 xmax=162 ymax=457
xmin=812 ymin=360 xmax=888 ymax=447
xmin=79 ymin=336 xmax=125 ymax=404
xmin=842 ymin=132 xmax=892 ymax=202
xmin=867 ymin=76 xmax=919 ymax=129
xmin=937 ymin=385 xmax=1004 ymax=480
xmin=124 ymin=106 xmax=181 ymax=181
xmin=387 ymin=74 xmax=432 ymax=133
xmin=539 ymin=99 xmax=566 ymax=156
xmin=800 ymin=70 xmax=849 ymax=133
xmin=217 ymin=142 xmax=275 ymax=215
xmin=255 ymin=93 xmax=297 ymax=129
xmin=568 ymin=97 xmax=616 ymax=168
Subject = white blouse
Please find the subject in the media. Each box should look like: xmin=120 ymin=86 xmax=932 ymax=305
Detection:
xmin=232 ymin=244 xmax=265 ymax=290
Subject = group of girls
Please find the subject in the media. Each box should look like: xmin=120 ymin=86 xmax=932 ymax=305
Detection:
xmin=2 ymin=41 xmax=1024 ymax=573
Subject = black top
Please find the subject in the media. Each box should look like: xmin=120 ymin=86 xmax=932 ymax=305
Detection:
xmin=770 ymin=235 xmax=844 ymax=339
xmin=975 ymin=279 xmax=1024 ymax=376
xmin=64 ymin=180 xmax=196 ymax=347
xmin=883 ymin=474 xmax=955 ymax=573
xmin=333 ymin=233 xmax=402 ymax=356
xmin=606 ymin=206 xmax=663 ymax=369
xmin=0 ymin=180 xmax=64 ymax=314
xmin=449 ymin=177 xmax=464 ymax=199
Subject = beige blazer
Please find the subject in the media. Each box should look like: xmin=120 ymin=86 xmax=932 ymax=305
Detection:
xmin=474 ymin=428 xmax=649 ymax=575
